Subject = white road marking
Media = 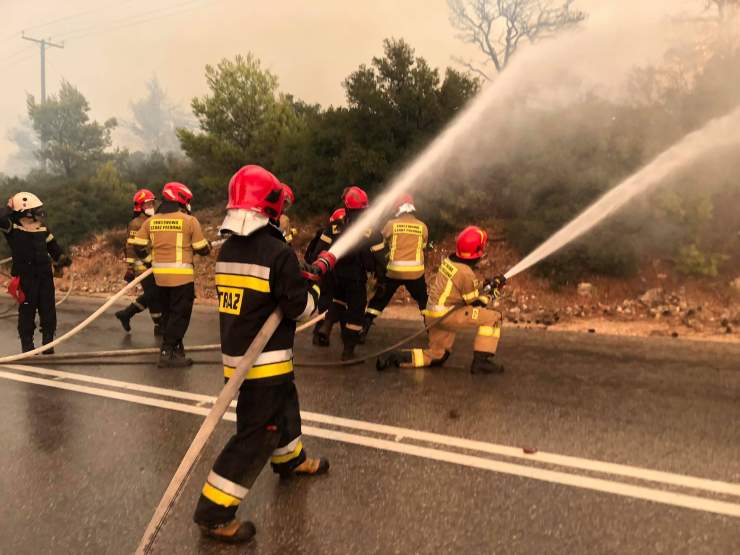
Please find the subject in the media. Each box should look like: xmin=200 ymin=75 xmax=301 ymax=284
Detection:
xmin=3 ymin=364 xmax=740 ymax=504
xmin=1 ymin=366 xmax=740 ymax=519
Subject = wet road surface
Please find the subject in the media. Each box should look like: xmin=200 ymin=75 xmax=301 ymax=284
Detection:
xmin=0 ymin=297 xmax=739 ymax=554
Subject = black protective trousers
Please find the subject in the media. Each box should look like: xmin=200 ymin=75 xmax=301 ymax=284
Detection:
xmin=134 ymin=273 xmax=162 ymax=322
xmin=367 ymin=275 xmax=428 ymax=316
xmin=193 ymin=381 xmax=306 ymax=527
xmin=327 ymin=278 xmax=367 ymax=347
xmin=158 ymin=282 xmax=195 ymax=349
xmin=18 ymin=270 xmax=56 ymax=347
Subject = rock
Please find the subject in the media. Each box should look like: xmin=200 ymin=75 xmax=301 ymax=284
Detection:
xmin=639 ymin=288 xmax=665 ymax=307
xmin=588 ymin=328 xmax=596 ymax=334
xmin=672 ymin=331 xmax=679 ymax=338
xmin=577 ymin=282 xmax=595 ymax=298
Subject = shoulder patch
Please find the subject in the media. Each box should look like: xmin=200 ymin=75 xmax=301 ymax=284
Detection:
xmin=440 ymin=259 xmax=458 ymax=279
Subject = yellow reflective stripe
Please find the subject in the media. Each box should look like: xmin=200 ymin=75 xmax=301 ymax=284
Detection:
xmin=153 ymin=267 xmax=194 ymax=275
xmin=129 ymin=237 xmax=149 ymax=246
xmin=411 ymin=348 xmax=425 ymax=368
xmin=387 ymin=264 xmax=424 ymax=272
xmin=215 ymin=273 xmax=271 ymax=293
xmin=142 ymin=254 xmax=152 ymax=264
xmin=175 ymin=233 xmax=183 ymax=264
xmin=320 ymin=234 xmax=333 ymax=244
xmin=311 ymin=284 xmax=320 ymax=297
xmin=477 ymin=325 xmax=501 ymax=338
xmin=201 ymin=482 xmax=241 ymax=507
xmin=370 ymin=242 xmax=385 ymax=252
xmin=422 ymin=309 xmax=449 ymax=318
xmin=271 ymin=440 xmax=303 ymax=464
xmin=45 ymin=233 xmax=54 ymax=243
xmin=365 ymin=307 xmax=382 ymax=316
xmin=416 ymin=234 xmax=423 ymax=263
xmin=437 ymin=278 xmax=454 ymax=307
xmin=223 ymin=360 xmax=294 ymax=381
xmin=346 ymin=323 xmax=363 ymax=331
xmin=462 ymin=289 xmax=479 ymax=302
xmin=125 ymin=258 xmax=136 ymax=263
xmin=192 ymin=239 xmax=209 ymax=250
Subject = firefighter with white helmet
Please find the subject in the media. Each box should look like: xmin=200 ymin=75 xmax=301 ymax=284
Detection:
xmin=0 ymin=192 xmax=71 ymax=352
xmin=377 ymin=225 xmax=507 ymax=374
xmin=114 ymin=189 xmax=163 ymax=335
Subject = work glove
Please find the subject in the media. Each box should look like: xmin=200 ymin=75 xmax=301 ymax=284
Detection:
xmin=472 ymin=294 xmax=491 ymax=307
xmin=301 ymin=250 xmax=336 ymax=283
xmin=124 ymin=268 xmax=136 ymax=283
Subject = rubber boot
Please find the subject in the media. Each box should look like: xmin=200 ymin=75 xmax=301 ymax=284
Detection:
xmin=199 ymin=520 xmax=256 ymax=544
xmin=281 ymin=457 xmax=330 ymax=479
xmin=41 ymin=333 xmax=55 ymax=355
xmin=376 ymin=350 xmax=411 ymax=371
xmin=21 ymin=338 xmax=35 ymax=353
xmin=174 ymin=342 xmax=194 ymax=367
xmin=470 ymin=351 xmax=504 ymax=375
xmin=313 ymin=319 xmax=332 ymax=347
xmin=115 ymin=303 xmax=142 ymax=333
xmin=158 ymin=345 xmax=193 ymax=368
xmin=359 ymin=316 xmax=374 ymax=345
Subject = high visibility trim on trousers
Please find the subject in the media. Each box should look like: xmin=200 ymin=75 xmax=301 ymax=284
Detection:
xmin=422 ymin=305 xmax=451 ymax=318
xmin=215 ymin=273 xmax=270 ymax=293
xmin=215 ymin=261 xmax=271 ymax=280
xmin=223 ymin=360 xmax=294 ymax=380
xmin=207 ymin=470 xmax=248 ymax=499
xmin=271 ymin=437 xmax=304 ymax=464
xmin=411 ymin=348 xmax=425 ymax=368
xmin=346 ymin=323 xmax=363 ymax=332
xmin=332 ymin=298 xmax=348 ymax=308
xmin=365 ymin=307 xmax=382 ymax=317
xmin=201 ymin=482 xmax=241 ymax=508
xmin=477 ymin=325 xmax=501 ymax=338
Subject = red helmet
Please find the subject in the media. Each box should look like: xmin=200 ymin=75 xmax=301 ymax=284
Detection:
xmin=162 ymin=182 xmax=193 ymax=206
xmin=133 ymin=189 xmax=155 ymax=213
xmin=329 ymin=208 xmax=346 ymax=222
xmin=343 ymin=186 xmax=368 ymax=209
xmin=282 ymin=184 xmax=295 ymax=207
xmin=456 ymin=226 xmax=488 ymax=260
xmin=396 ymin=193 xmax=413 ymax=208
xmin=227 ymin=165 xmax=284 ymax=219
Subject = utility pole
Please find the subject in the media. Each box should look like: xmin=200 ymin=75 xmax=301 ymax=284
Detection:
xmin=21 ymin=33 xmax=64 ymax=103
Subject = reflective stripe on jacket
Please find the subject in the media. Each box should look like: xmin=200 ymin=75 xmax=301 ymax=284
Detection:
xmin=425 ymin=256 xmax=483 ymax=316
xmin=381 ymin=214 xmax=428 ymax=280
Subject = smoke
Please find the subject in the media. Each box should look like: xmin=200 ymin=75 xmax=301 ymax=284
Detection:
xmin=330 ymin=0 xmax=740 ymax=271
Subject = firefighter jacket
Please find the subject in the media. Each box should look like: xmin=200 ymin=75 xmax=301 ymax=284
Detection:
xmin=131 ymin=201 xmax=210 ymax=287
xmin=278 ymin=214 xmax=295 ymax=244
xmin=217 ymin=224 xmax=320 ymax=386
xmin=425 ymin=256 xmax=490 ymax=317
xmin=125 ymin=213 xmax=151 ymax=275
xmin=311 ymin=218 xmax=383 ymax=282
xmin=381 ymin=213 xmax=428 ymax=280
xmin=0 ymin=206 xmax=64 ymax=276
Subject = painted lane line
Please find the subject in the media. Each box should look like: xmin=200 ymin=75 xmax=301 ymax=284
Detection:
xmin=2 ymin=368 xmax=740 ymax=519
xmin=5 ymin=363 xmax=740 ymax=499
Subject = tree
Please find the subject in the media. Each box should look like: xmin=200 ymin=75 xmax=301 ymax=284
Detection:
xmin=27 ymin=81 xmax=116 ymax=178
xmin=126 ymin=77 xmax=193 ymax=152
xmin=177 ymin=54 xmax=302 ymax=202
xmin=447 ymin=0 xmax=586 ymax=79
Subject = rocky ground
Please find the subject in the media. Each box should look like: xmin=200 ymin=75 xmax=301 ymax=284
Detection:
xmin=23 ymin=209 xmax=739 ymax=344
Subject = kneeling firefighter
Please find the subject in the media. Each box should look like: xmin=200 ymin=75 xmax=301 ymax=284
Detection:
xmin=0 ymin=193 xmax=71 ymax=353
xmin=193 ymin=164 xmax=335 ymax=544
xmin=131 ymin=182 xmax=210 ymax=368
xmin=362 ymin=193 xmax=428 ymax=341
xmin=377 ymin=225 xmax=507 ymax=374
xmin=114 ymin=189 xmax=163 ymax=335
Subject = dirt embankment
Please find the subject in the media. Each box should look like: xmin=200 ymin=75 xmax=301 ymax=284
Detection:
xmin=64 ymin=210 xmax=740 ymax=344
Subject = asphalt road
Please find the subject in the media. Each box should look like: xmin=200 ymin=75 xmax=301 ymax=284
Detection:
xmin=0 ymin=297 xmax=738 ymax=554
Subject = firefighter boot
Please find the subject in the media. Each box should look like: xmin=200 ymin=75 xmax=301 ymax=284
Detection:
xmin=41 ymin=333 xmax=55 ymax=355
xmin=199 ymin=519 xmax=256 ymax=544
xmin=359 ymin=315 xmax=374 ymax=345
xmin=174 ymin=342 xmax=194 ymax=367
xmin=115 ymin=303 xmax=143 ymax=333
xmin=376 ymin=350 xmax=411 ymax=371
xmin=158 ymin=344 xmax=193 ymax=368
xmin=313 ymin=319 xmax=332 ymax=347
xmin=20 ymin=337 xmax=35 ymax=353
xmin=284 ymin=457 xmax=330 ymax=478
xmin=470 ymin=351 xmax=505 ymax=375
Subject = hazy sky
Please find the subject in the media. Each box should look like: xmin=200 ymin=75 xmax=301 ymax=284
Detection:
xmin=0 ymin=0 xmax=487 ymax=172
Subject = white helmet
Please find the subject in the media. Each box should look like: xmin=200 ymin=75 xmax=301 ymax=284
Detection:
xmin=12 ymin=192 xmax=43 ymax=212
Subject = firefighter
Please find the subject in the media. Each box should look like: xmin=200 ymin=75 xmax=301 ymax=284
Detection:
xmin=193 ymin=164 xmax=334 ymax=544
xmin=377 ymin=225 xmax=507 ymax=374
xmin=308 ymin=207 xmax=345 ymax=346
xmin=114 ymin=189 xmax=163 ymax=335
xmin=0 ymin=193 xmax=71 ymax=353
xmin=278 ymin=183 xmax=297 ymax=244
xmin=362 ymin=193 xmax=428 ymax=341
xmin=131 ymin=182 xmax=210 ymax=368
xmin=312 ymin=187 xmax=384 ymax=360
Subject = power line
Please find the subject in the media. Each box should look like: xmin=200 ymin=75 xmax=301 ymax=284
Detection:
xmin=21 ymin=34 xmax=64 ymax=103
xmin=19 ymin=0 xmax=141 ymax=35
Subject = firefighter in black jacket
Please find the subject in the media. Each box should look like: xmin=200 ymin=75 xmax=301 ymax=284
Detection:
xmin=311 ymin=186 xmax=384 ymax=360
xmin=193 ymin=165 xmax=335 ymax=544
xmin=0 ymin=192 xmax=71 ymax=352
xmin=114 ymin=189 xmax=162 ymax=335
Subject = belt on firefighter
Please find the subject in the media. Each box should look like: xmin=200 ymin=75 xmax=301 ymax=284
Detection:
xmin=152 ymin=262 xmax=194 ymax=275
xmin=422 ymin=305 xmax=453 ymax=318
xmin=222 ymin=349 xmax=293 ymax=380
